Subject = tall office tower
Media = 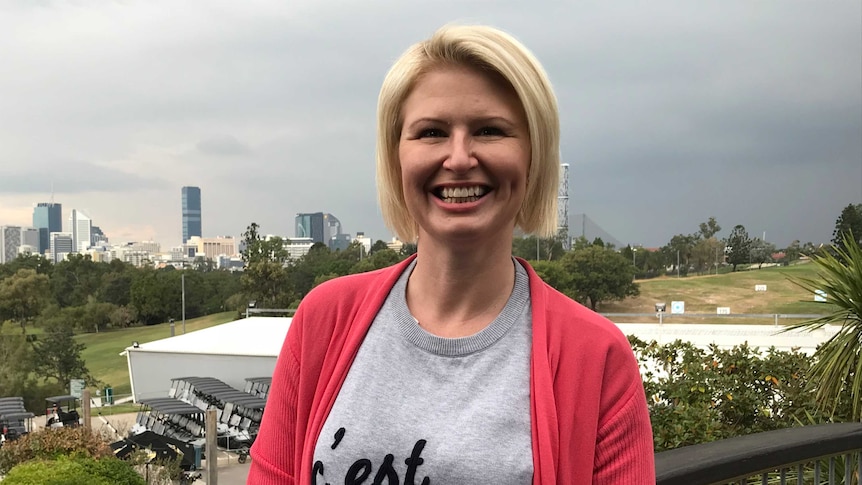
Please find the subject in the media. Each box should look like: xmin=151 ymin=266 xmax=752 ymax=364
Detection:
xmin=182 ymin=186 xmax=202 ymax=244
xmin=32 ymin=202 xmax=62 ymax=255
xmin=0 ymin=226 xmax=22 ymax=263
xmin=295 ymin=212 xmax=325 ymax=243
xmin=49 ymin=232 xmax=74 ymax=263
xmin=295 ymin=212 xmax=343 ymax=246
xmin=67 ymin=209 xmax=93 ymax=253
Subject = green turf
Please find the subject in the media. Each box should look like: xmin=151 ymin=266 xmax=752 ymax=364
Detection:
xmin=77 ymin=312 xmax=236 ymax=396
xmin=601 ymin=261 xmax=832 ymax=318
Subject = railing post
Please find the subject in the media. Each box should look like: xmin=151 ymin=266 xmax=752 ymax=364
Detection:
xmin=774 ymin=314 xmax=779 ymax=326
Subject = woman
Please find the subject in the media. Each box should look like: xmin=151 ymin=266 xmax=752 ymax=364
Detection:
xmin=248 ymin=25 xmax=654 ymax=484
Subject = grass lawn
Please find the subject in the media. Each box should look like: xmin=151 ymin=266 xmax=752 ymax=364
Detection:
xmin=77 ymin=311 xmax=236 ymax=396
xmin=600 ymin=261 xmax=831 ymax=321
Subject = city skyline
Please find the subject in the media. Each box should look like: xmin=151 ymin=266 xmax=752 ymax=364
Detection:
xmin=0 ymin=2 xmax=859 ymax=249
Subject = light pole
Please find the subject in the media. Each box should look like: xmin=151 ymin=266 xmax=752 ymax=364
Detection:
xmin=632 ymin=248 xmax=637 ymax=281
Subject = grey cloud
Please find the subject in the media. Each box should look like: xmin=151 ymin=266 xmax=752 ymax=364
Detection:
xmin=197 ymin=135 xmax=251 ymax=157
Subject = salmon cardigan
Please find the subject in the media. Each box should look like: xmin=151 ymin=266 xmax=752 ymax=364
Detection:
xmin=248 ymin=256 xmax=655 ymax=484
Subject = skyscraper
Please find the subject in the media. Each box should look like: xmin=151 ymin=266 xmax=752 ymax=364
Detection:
xmin=182 ymin=186 xmax=202 ymax=244
xmin=32 ymin=202 xmax=62 ymax=255
xmin=0 ymin=226 xmax=22 ymax=264
xmin=66 ymin=209 xmax=93 ymax=253
xmin=295 ymin=212 xmax=344 ymax=249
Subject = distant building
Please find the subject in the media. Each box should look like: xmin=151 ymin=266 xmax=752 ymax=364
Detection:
xmin=386 ymin=237 xmax=404 ymax=253
xmin=187 ymin=235 xmax=237 ymax=261
xmin=0 ymin=226 xmax=22 ymax=264
xmin=354 ymin=232 xmax=372 ymax=256
xmin=130 ymin=241 xmax=161 ymax=254
xmin=1 ymin=226 xmax=42 ymax=263
xmin=49 ymin=232 xmax=74 ymax=263
xmin=295 ymin=212 xmax=343 ymax=249
xmin=330 ymin=233 xmax=352 ymax=252
xmin=284 ymin=237 xmax=315 ymax=260
xmin=67 ymin=209 xmax=93 ymax=253
xmin=32 ymin=202 xmax=62 ymax=255
xmin=182 ymin=186 xmax=202 ymax=244
xmin=91 ymin=226 xmax=108 ymax=246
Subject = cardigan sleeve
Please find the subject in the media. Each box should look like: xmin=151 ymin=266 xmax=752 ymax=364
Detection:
xmin=593 ymin=367 xmax=656 ymax=484
xmin=247 ymin=318 xmax=302 ymax=484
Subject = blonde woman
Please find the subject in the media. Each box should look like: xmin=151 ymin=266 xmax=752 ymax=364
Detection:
xmin=249 ymin=24 xmax=654 ymax=484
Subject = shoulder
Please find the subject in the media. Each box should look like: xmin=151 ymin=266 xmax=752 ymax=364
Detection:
xmin=291 ymin=257 xmax=413 ymax=333
xmin=303 ymin=256 xmax=412 ymax=304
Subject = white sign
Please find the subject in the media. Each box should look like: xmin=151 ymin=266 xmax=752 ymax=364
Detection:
xmin=814 ymin=290 xmax=827 ymax=302
xmin=70 ymin=379 xmax=85 ymax=399
xmin=755 ymin=284 xmax=767 ymax=292
xmin=717 ymin=307 xmax=731 ymax=315
xmin=671 ymin=301 xmax=685 ymax=314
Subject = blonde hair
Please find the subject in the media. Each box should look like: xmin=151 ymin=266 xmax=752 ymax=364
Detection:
xmin=376 ymin=24 xmax=560 ymax=242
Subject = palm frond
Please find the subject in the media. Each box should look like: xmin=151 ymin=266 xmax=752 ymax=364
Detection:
xmin=784 ymin=232 xmax=862 ymax=421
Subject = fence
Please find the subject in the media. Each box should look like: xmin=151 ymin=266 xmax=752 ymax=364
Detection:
xmin=655 ymin=422 xmax=862 ymax=485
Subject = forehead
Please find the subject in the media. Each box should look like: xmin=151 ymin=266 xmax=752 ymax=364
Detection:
xmin=401 ymin=64 xmax=523 ymax=117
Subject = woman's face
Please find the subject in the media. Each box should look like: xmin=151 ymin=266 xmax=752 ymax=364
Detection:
xmin=398 ymin=65 xmax=531 ymax=248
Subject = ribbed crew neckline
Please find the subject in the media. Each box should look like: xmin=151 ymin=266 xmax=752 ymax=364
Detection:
xmin=391 ymin=258 xmax=530 ymax=357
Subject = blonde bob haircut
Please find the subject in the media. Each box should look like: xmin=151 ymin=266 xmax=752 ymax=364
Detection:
xmin=376 ymin=24 xmax=560 ymax=242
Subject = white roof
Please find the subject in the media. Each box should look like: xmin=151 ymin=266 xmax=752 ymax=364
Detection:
xmin=125 ymin=316 xmax=291 ymax=357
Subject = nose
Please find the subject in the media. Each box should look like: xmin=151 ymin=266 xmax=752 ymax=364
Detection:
xmin=443 ymin=131 xmax=477 ymax=173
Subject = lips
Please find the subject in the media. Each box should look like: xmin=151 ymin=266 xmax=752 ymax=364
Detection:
xmin=435 ymin=185 xmax=489 ymax=203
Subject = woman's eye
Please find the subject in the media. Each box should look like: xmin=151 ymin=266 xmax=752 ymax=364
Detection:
xmin=477 ymin=127 xmax=504 ymax=136
xmin=419 ymin=128 xmax=445 ymax=138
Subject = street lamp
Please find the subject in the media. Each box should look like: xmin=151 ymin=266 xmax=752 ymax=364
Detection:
xmin=632 ymin=248 xmax=637 ymax=281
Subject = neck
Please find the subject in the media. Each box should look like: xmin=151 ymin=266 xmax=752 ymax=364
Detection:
xmin=406 ymin=237 xmax=516 ymax=338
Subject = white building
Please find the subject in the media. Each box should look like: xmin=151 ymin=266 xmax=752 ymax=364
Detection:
xmin=67 ymin=209 xmax=93 ymax=253
xmin=284 ymin=237 xmax=314 ymax=260
xmin=123 ymin=316 xmax=291 ymax=401
xmin=187 ymin=236 xmax=237 ymax=261
xmin=354 ymin=232 xmax=372 ymax=256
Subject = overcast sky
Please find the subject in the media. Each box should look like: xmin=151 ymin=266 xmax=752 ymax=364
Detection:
xmin=1 ymin=1 xmax=860 ymax=250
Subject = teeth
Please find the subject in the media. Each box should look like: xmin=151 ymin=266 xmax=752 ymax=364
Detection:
xmin=440 ymin=186 xmax=486 ymax=199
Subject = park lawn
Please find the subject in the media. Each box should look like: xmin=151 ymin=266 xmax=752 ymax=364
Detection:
xmin=77 ymin=311 xmax=236 ymax=397
xmin=601 ymin=261 xmax=831 ymax=318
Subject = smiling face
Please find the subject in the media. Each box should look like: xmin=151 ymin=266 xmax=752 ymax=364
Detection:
xmin=398 ymin=65 xmax=531 ymax=249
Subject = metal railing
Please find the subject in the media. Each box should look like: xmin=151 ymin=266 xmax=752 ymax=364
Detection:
xmin=655 ymin=423 xmax=862 ymax=485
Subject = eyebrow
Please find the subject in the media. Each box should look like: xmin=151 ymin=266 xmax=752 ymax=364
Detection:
xmin=404 ymin=116 xmax=518 ymax=131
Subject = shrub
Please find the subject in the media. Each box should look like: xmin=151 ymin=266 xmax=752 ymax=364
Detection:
xmin=2 ymin=455 xmax=145 ymax=485
xmin=629 ymin=337 xmax=828 ymax=452
xmin=0 ymin=427 xmax=111 ymax=474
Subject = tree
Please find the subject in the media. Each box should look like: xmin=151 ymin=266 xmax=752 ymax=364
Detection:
xmin=691 ymin=237 xmax=725 ymax=275
xmin=780 ymin=240 xmax=802 ymax=265
xmin=785 ymin=232 xmax=862 ymax=421
xmin=831 ymin=203 xmax=862 ymax=252
xmin=370 ymin=240 xmax=390 ymax=254
xmin=661 ymin=234 xmax=697 ymax=276
xmin=0 ymin=321 xmax=36 ymax=399
xmin=50 ymin=254 xmax=104 ymax=308
xmin=31 ymin=320 xmax=94 ymax=386
xmin=0 ymin=269 xmax=50 ymax=332
xmin=512 ymin=236 xmax=563 ymax=261
xmin=561 ymin=245 xmax=639 ymax=311
xmin=698 ymin=217 xmax=722 ymax=240
xmin=724 ymin=225 xmax=751 ymax=271
xmin=399 ymin=242 xmax=418 ymax=257
xmin=748 ymin=238 xmax=777 ymax=269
